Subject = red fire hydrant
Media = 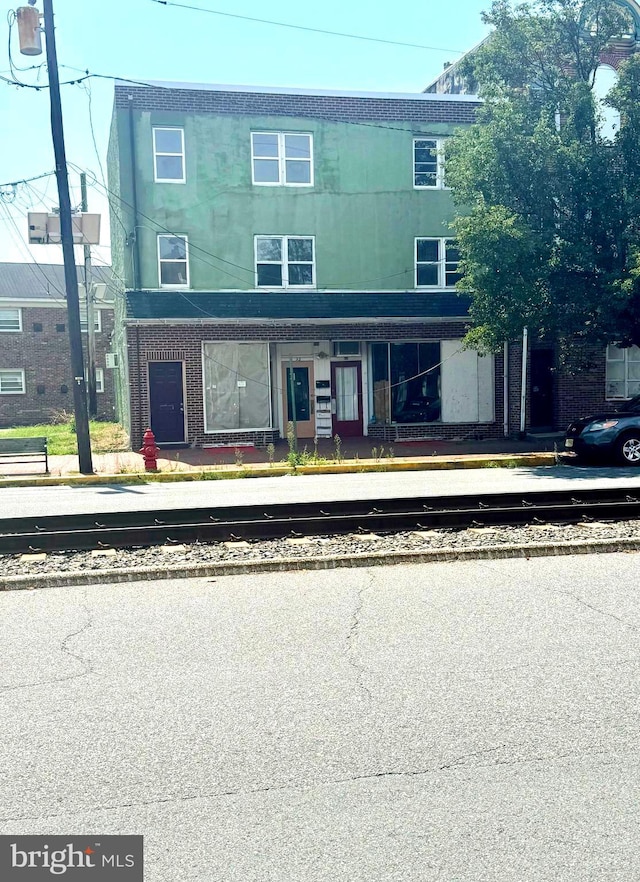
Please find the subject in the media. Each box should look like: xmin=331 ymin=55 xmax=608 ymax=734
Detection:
xmin=139 ymin=428 xmax=160 ymax=472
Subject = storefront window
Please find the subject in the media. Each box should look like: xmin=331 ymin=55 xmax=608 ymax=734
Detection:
xmin=203 ymin=342 xmax=271 ymax=431
xmin=370 ymin=342 xmax=441 ymax=424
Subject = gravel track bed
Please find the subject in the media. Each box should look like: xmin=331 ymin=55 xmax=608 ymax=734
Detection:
xmin=3 ymin=519 xmax=640 ymax=578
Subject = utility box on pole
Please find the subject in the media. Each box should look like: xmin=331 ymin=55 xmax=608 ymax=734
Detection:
xmin=17 ymin=5 xmax=42 ymax=56
xmin=27 ymin=211 xmax=101 ymax=245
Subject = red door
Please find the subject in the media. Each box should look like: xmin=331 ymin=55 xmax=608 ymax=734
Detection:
xmin=331 ymin=361 xmax=363 ymax=437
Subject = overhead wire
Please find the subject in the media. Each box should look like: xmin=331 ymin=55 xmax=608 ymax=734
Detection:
xmin=148 ymin=0 xmax=465 ymax=55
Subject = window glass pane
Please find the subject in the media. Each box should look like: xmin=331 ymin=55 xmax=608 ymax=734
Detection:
xmin=446 ymin=269 xmax=463 ymax=287
xmin=253 ymin=159 xmax=280 ymax=182
xmin=628 ymin=362 xmax=640 ymax=380
xmin=252 ymin=133 xmax=279 ymax=157
xmin=414 ymin=140 xmax=438 ymax=186
xmin=156 ymin=155 xmax=184 ymax=180
xmin=371 ymin=342 xmax=390 ymax=425
xmin=287 ymin=238 xmax=313 ymax=261
xmin=0 ymin=308 xmax=20 ymax=331
xmin=286 ymin=366 xmax=310 ymax=422
xmin=284 ymin=134 xmax=311 ymax=159
xmin=203 ymin=342 xmax=270 ymax=431
xmin=607 ymin=381 xmax=626 ymax=397
xmin=629 ymin=346 xmax=640 ymax=362
xmin=607 ymin=344 xmax=624 ymax=361
xmin=285 ymin=160 xmax=311 ymax=184
xmin=160 ymin=262 xmax=188 ymax=285
xmin=607 ymin=361 xmax=625 ymax=381
xmin=256 ymin=238 xmax=282 ymax=261
xmin=445 ymin=242 xmax=460 ymax=263
xmin=257 ymin=264 xmax=282 ymax=286
xmin=159 ymin=236 xmax=187 ymax=259
xmin=0 ymin=371 xmax=24 ymax=393
xmin=417 ymin=264 xmax=439 ymax=286
xmin=288 ymin=264 xmax=313 ymax=286
xmin=629 ymin=381 xmax=640 ymax=396
xmin=415 ymin=170 xmax=437 ymax=187
xmin=155 ymin=129 xmax=183 ymax=153
xmin=417 ymin=239 xmax=439 ymax=262
xmin=336 ymin=365 xmax=358 ymax=421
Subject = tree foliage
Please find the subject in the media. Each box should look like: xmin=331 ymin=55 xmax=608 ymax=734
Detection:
xmin=446 ymin=0 xmax=640 ymax=362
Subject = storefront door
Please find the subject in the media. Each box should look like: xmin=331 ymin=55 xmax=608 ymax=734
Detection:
xmin=282 ymin=361 xmax=315 ymax=438
xmin=331 ymin=361 xmax=363 ymax=436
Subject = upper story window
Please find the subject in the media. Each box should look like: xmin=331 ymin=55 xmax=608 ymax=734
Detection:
xmin=0 ymin=369 xmax=25 ymax=394
xmin=413 ymin=138 xmax=446 ymax=189
xmin=80 ymin=310 xmax=101 ymax=334
xmin=416 ymin=238 xmax=461 ymax=288
xmin=0 ymin=307 xmax=22 ymax=332
xmin=157 ymin=234 xmax=190 ymax=287
xmin=251 ymin=132 xmax=313 ymax=186
xmin=153 ymin=127 xmax=186 ymax=183
xmin=606 ymin=344 xmax=640 ymax=399
xmin=255 ymin=236 xmax=315 ymax=288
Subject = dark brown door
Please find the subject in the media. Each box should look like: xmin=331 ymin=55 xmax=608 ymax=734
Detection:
xmin=148 ymin=361 xmax=185 ymax=443
xmin=331 ymin=361 xmax=363 ymax=436
xmin=530 ymin=349 xmax=555 ymax=428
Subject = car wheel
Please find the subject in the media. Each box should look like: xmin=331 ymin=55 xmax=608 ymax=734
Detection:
xmin=617 ymin=433 xmax=640 ymax=465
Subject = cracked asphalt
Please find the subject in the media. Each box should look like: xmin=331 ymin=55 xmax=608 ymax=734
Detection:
xmin=2 ymin=553 xmax=640 ymax=881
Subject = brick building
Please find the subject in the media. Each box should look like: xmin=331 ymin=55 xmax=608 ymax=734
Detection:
xmin=0 ymin=262 xmax=116 ymax=427
xmin=108 ymin=81 xmax=519 ymax=448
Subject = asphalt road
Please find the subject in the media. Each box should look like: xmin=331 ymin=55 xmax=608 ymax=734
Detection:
xmin=3 ymin=464 xmax=640 ymax=518
xmin=2 ymin=554 xmax=640 ymax=880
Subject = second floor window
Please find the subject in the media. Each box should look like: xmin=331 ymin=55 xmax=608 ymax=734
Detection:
xmin=0 ymin=308 xmax=22 ymax=332
xmin=153 ymin=127 xmax=185 ymax=183
xmin=158 ymin=234 xmax=189 ymax=287
xmin=251 ymin=132 xmax=313 ymax=186
xmin=413 ymin=138 xmax=445 ymax=188
xmin=255 ymin=236 xmax=315 ymax=288
xmin=416 ymin=238 xmax=461 ymax=288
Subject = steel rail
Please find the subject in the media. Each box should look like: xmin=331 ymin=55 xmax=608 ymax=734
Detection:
xmin=1 ymin=487 xmax=639 ymax=555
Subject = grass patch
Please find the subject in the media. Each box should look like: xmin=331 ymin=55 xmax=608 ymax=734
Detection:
xmin=0 ymin=420 xmax=130 ymax=456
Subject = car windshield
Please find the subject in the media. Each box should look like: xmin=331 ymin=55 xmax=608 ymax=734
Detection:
xmin=617 ymin=394 xmax=640 ymax=413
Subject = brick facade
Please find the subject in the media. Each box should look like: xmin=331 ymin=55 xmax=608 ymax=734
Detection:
xmin=0 ymin=306 xmax=116 ymax=427
xmin=126 ymin=320 xmax=508 ymax=448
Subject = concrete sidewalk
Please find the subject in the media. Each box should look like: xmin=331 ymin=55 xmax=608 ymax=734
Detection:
xmin=0 ymin=433 xmax=564 ymax=483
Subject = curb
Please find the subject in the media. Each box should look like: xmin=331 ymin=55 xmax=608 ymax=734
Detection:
xmin=0 ymin=453 xmax=557 ymax=489
xmin=2 ymin=536 xmax=638 ymax=591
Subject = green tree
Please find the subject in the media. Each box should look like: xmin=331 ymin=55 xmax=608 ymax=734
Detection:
xmin=446 ymin=0 xmax=640 ymax=364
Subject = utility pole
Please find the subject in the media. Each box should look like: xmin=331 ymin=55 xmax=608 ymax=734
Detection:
xmin=80 ymin=172 xmax=97 ymax=417
xmin=40 ymin=0 xmax=93 ymax=472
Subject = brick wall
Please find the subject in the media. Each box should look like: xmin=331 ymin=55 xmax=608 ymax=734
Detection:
xmin=0 ymin=307 xmax=116 ymax=427
xmin=126 ymin=320 xmax=508 ymax=447
xmin=115 ymin=85 xmax=480 ymax=124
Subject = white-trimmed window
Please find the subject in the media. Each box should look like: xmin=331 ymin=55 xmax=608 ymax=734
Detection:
xmin=251 ymin=132 xmax=313 ymax=186
xmin=0 ymin=369 xmax=25 ymax=394
xmin=255 ymin=236 xmax=315 ymax=288
xmin=153 ymin=127 xmax=185 ymax=183
xmin=85 ymin=367 xmax=104 ymax=393
xmin=416 ymin=238 xmax=461 ymax=288
xmin=606 ymin=345 xmax=640 ymax=399
xmin=80 ymin=310 xmax=101 ymax=333
xmin=158 ymin=235 xmax=189 ymax=287
xmin=413 ymin=138 xmax=446 ymax=189
xmin=0 ymin=308 xmax=22 ymax=332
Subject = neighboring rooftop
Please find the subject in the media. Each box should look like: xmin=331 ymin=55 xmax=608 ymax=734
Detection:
xmin=0 ymin=262 xmax=113 ymax=301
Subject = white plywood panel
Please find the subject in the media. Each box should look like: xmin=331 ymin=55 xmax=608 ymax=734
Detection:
xmin=441 ymin=341 xmax=496 ymax=423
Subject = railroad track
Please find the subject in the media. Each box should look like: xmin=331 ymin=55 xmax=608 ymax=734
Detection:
xmin=1 ymin=487 xmax=640 ymax=555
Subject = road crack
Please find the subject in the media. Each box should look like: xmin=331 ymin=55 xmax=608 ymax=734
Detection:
xmin=345 ymin=573 xmax=374 ymax=701
xmin=1 ymin=590 xmax=94 ymax=693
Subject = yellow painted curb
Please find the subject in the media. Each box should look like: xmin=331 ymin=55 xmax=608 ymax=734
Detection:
xmin=0 ymin=453 xmax=557 ymax=489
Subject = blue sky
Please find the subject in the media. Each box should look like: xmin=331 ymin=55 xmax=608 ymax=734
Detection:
xmin=0 ymin=0 xmax=490 ymax=265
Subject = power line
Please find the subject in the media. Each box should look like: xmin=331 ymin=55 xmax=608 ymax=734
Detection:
xmin=149 ymin=0 xmax=465 ymax=55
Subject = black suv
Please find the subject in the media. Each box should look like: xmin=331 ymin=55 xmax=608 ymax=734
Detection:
xmin=564 ymin=395 xmax=640 ymax=465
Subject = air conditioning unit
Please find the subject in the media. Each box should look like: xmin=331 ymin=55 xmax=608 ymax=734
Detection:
xmin=105 ymin=352 xmax=118 ymax=369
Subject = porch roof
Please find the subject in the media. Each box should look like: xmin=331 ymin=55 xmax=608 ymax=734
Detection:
xmin=125 ymin=290 xmax=471 ymax=321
